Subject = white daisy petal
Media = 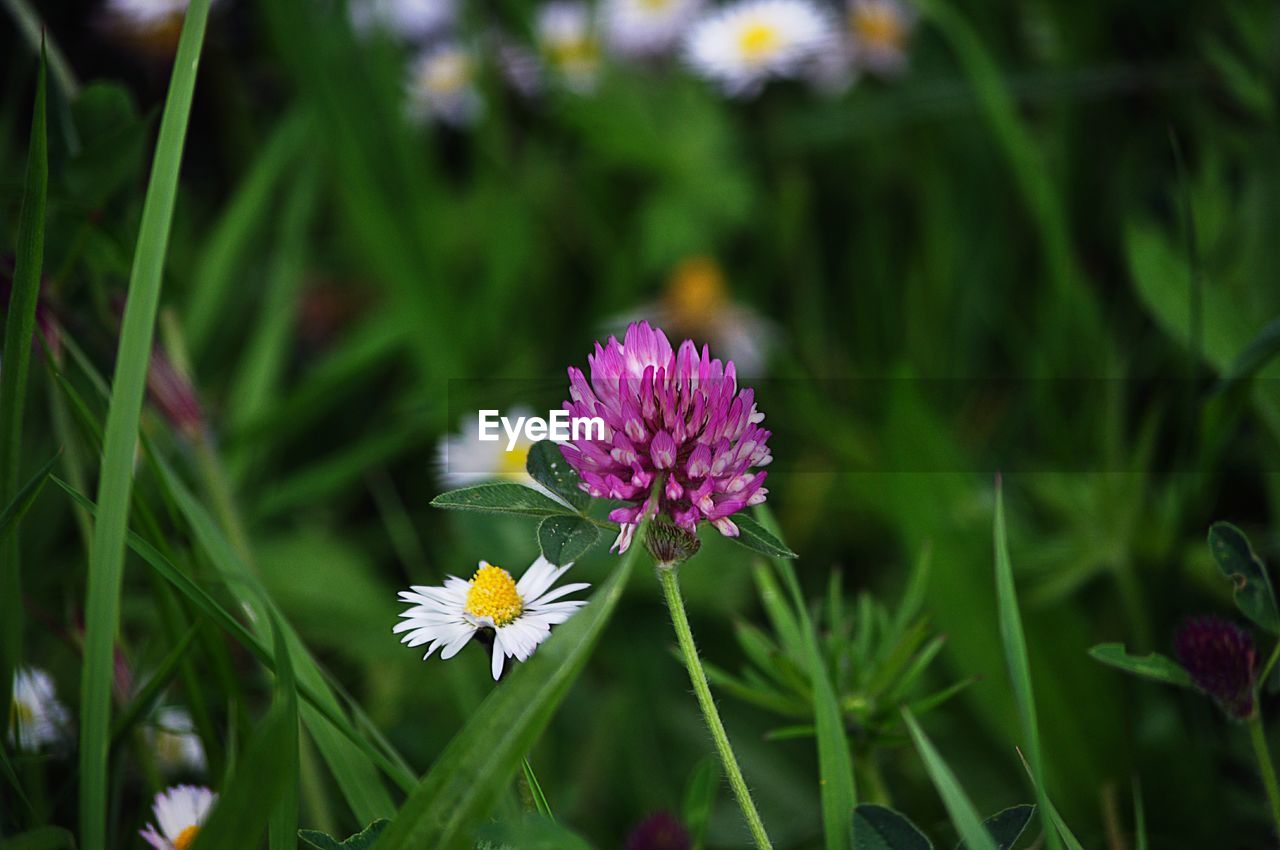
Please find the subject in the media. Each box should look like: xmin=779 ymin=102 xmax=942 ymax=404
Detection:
xmin=9 ymin=667 xmax=69 ymax=751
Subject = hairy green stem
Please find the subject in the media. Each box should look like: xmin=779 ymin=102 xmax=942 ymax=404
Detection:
xmin=658 ymin=564 xmax=773 ymax=850
xmin=1247 ymin=710 xmax=1280 ymax=839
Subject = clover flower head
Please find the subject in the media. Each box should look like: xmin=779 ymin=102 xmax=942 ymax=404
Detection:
xmin=560 ymin=321 xmax=771 ymax=553
xmin=626 ymin=810 xmax=692 ymax=850
xmin=1175 ymin=615 xmax=1258 ymax=720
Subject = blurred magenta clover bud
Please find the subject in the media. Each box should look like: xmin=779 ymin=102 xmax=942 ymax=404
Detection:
xmin=559 ymin=321 xmax=772 ymax=553
xmin=1175 ymin=615 xmax=1259 ymax=720
xmin=625 ymin=811 xmax=691 ymax=850
xmin=146 ymin=347 xmax=205 ymax=439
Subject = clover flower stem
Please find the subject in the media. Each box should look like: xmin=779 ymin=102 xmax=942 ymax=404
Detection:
xmin=1260 ymin=641 xmax=1280 ymax=688
xmin=1246 ymin=710 xmax=1280 ymax=839
xmin=658 ymin=563 xmax=773 ymax=850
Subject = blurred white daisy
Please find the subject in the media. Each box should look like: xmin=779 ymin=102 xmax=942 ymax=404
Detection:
xmin=103 ymin=0 xmax=209 ymax=54
xmin=847 ymin=0 xmax=915 ymax=76
xmin=658 ymin=256 xmax=774 ymax=376
xmin=536 ymin=1 xmax=602 ymax=93
xmin=602 ymin=0 xmax=705 ymax=59
xmin=349 ymin=0 xmax=456 ymax=41
xmin=494 ymin=33 xmax=546 ymax=98
xmin=9 ymin=667 xmax=70 ymax=752
xmin=140 ymin=785 xmax=217 ymax=850
xmin=407 ymin=43 xmax=484 ymax=127
xmin=394 ymin=558 xmax=590 ymax=679
xmin=684 ymin=0 xmax=835 ymax=96
xmin=436 ymin=405 xmax=536 ymax=488
xmin=148 ymin=706 xmax=206 ymax=774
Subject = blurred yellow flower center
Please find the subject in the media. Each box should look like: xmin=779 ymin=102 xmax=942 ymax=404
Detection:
xmin=499 ymin=443 xmax=531 ymax=476
xmin=666 ymin=256 xmax=728 ymax=327
xmin=422 ymin=54 xmax=471 ymax=95
xmin=550 ymin=37 xmax=600 ymax=69
xmin=9 ymin=700 xmax=34 ymax=729
xmin=466 ymin=565 xmax=524 ymax=626
xmin=852 ymin=7 xmax=904 ymax=48
xmin=738 ymin=23 xmax=780 ymax=60
xmin=640 ymin=0 xmax=671 ymax=7
xmin=173 ymin=826 xmax=200 ymax=850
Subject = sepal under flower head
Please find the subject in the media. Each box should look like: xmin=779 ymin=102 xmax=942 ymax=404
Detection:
xmin=645 ymin=520 xmax=702 ymax=566
xmin=560 ymin=321 xmax=772 ymax=553
xmin=1175 ymin=615 xmax=1258 ymax=720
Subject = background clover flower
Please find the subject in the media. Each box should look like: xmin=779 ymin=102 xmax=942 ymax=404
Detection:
xmin=1175 ymin=616 xmax=1258 ymax=720
xmin=560 ymin=320 xmax=771 ymax=552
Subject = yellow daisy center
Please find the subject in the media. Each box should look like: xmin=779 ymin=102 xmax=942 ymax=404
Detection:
xmin=550 ymin=37 xmax=600 ymax=68
xmin=173 ymin=826 xmax=200 ymax=850
xmin=423 ymin=55 xmax=471 ymax=95
xmin=498 ymin=442 xmax=531 ymax=476
xmin=639 ymin=0 xmax=670 ymax=8
xmin=852 ymin=7 xmax=904 ymax=49
xmin=10 ymin=699 xmax=34 ymax=728
xmin=666 ymin=256 xmax=728 ymax=328
xmin=738 ymin=22 xmax=780 ymax=61
xmin=465 ymin=565 xmax=524 ymax=626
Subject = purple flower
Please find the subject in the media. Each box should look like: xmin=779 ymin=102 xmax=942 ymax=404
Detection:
xmin=560 ymin=321 xmax=771 ymax=553
xmin=625 ymin=811 xmax=691 ymax=850
xmin=1175 ymin=616 xmax=1258 ymax=720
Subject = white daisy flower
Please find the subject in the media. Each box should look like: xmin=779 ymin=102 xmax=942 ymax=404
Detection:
xmin=683 ymin=0 xmax=836 ymax=97
xmin=847 ymin=0 xmax=915 ymax=76
xmin=394 ymin=557 xmax=590 ymax=679
xmin=436 ymin=406 xmax=537 ymax=489
xmin=407 ymin=43 xmax=484 ymax=127
xmin=105 ymin=0 xmax=190 ymax=30
xmin=9 ymin=667 xmax=70 ymax=752
xmin=536 ymin=1 xmax=602 ymax=93
xmin=494 ymin=33 xmax=547 ymax=98
xmin=349 ymin=0 xmax=456 ymax=42
xmin=140 ymin=785 xmax=217 ymax=850
xmin=602 ymin=0 xmax=705 ymax=59
xmin=148 ymin=706 xmax=207 ymax=774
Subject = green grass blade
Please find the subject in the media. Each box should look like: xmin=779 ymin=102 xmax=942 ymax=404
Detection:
xmin=0 ymin=452 xmax=58 ymax=544
xmin=901 ymin=709 xmax=997 ymax=850
xmin=1014 ymin=749 xmax=1085 ymax=850
xmin=756 ymin=506 xmax=856 ymax=849
xmin=52 ymin=474 xmax=413 ymax=792
xmin=521 ymin=758 xmax=556 ymax=822
xmin=108 ymin=623 xmax=199 ymax=747
xmin=78 ymin=5 xmax=210 ymax=846
xmin=192 ymin=613 xmax=297 ymax=850
xmin=184 ymin=110 xmax=307 ymax=355
xmin=0 ymin=0 xmax=80 ymax=99
xmin=147 ymin=450 xmax=403 ymax=817
xmin=993 ymin=479 xmax=1060 ymax=850
xmin=0 ymin=826 xmax=77 ymax=850
xmin=375 ymin=546 xmax=639 ymax=850
xmin=270 ymin=610 xmax=301 ymax=850
xmin=0 ymin=46 xmax=46 ymax=763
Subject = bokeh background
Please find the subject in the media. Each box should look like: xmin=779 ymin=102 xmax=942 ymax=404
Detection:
xmin=3 ymin=0 xmax=1280 ymax=847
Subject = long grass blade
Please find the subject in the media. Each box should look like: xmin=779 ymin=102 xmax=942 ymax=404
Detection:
xmin=755 ymin=506 xmax=856 ymax=849
xmin=0 ymin=45 xmax=46 ymax=763
xmin=993 ymin=478 xmax=1060 ymax=850
xmin=78 ymin=5 xmax=210 ymax=846
xmin=269 ymin=609 xmax=301 ymax=850
xmin=901 ymin=709 xmax=997 ymax=850
xmin=0 ymin=452 xmax=59 ymax=544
